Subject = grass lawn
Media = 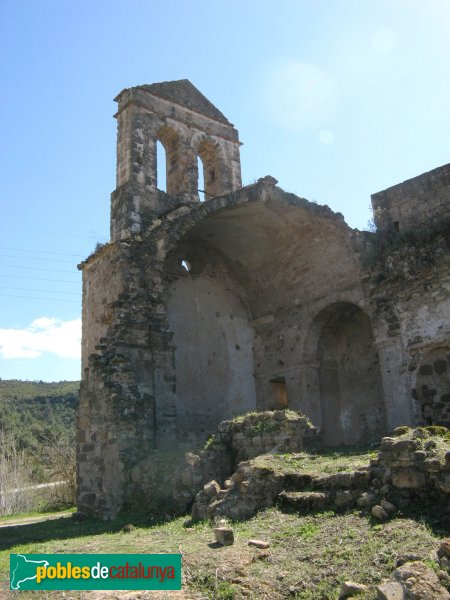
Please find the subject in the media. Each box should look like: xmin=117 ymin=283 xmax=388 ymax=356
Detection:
xmin=1 ymin=502 xmax=448 ymax=599
xmin=251 ymin=446 xmax=378 ymax=477
xmin=1 ymin=442 xmax=449 ymax=598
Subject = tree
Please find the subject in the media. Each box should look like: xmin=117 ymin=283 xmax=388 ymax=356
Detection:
xmin=0 ymin=429 xmax=34 ymax=516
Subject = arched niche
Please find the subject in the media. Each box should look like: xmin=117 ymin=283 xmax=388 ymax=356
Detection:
xmin=308 ymin=302 xmax=386 ymax=446
xmin=165 ymin=243 xmax=256 ymax=446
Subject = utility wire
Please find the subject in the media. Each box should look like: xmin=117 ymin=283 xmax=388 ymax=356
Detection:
xmin=0 ymin=246 xmax=85 ymax=257
xmin=0 ymin=294 xmax=80 ymax=303
xmin=1 ymin=274 xmax=79 ymax=284
xmin=3 ymin=286 xmax=80 ymax=295
xmin=0 ymin=265 xmax=78 ymax=273
xmin=0 ymin=254 xmax=78 ymax=264
xmin=0 ymin=226 xmax=102 ymax=240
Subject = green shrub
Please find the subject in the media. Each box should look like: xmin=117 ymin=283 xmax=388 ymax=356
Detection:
xmin=424 ymin=425 xmax=449 ymax=437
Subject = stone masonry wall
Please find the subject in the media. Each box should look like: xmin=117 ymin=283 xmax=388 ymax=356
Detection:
xmin=77 ymin=236 xmax=178 ymax=517
xmin=416 ymin=347 xmax=450 ymax=426
xmin=370 ymin=428 xmax=450 ymax=505
xmin=371 ymin=162 xmax=450 ymax=233
xmin=362 ymin=228 xmax=450 ymax=430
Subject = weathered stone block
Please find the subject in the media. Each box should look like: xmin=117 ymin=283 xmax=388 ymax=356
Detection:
xmin=393 ymin=561 xmax=449 ymax=599
xmin=339 ymin=581 xmax=368 ymax=598
xmin=372 ymin=505 xmax=389 ymax=521
xmin=204 ymin=480 xmax=220 ymax=498
xmin=334 ymin=490 xmax=357 ymax=509
xmin=185 ymin=452 xmax=200 ymax=467
xmin=376 ymin=581 xmax=404 ymax=600
xmin=214 ymin=527 xmax=234 ymax=546
xmin=391 ymin=468 xmax=426 ymax=489
xmin=248 ymin=539 xmax=270 ymax=549
xmin=380 ymin=499 xmax=396 ymax=514
xmin=357 ymin=491 xmax=378 ymax=508
xmin=437 ymin=473 xmax=450 ymax=493
xmin=437 ymin=539 xmax=450 ymax=559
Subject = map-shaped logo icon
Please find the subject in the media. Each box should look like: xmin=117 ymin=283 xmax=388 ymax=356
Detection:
xmin=10 ymin=554 xmax=49 ymax=590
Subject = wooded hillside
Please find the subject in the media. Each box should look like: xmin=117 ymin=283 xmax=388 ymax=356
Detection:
xmin=0 ymin=380 xmax=78 ymax=454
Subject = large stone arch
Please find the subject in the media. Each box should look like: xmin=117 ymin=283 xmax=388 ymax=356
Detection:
xmin=304 ymin=302 xmax=386 ymax=446
xmin=156 ymin=182 xmax=365 ymax=445
xmin=153 ymin=179 xmax=362 ymax=312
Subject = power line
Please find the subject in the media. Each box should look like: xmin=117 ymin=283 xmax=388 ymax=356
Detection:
xmin=0 ymin=264 xmax=78 ymax=274
xmin=0 ymin=274 xmax=79 ymax=284
xmin=0 ymin=254 xmax=78 ymax=264
xmin=0 ymin=246 xmax=85 ymax=257
xmin=0 ymin=226 xmax=102 ymax=240
xmin=0 ymin=294 xmax=80 ymax=303
xmin=3 ymin=286 xmax=80 ymax=295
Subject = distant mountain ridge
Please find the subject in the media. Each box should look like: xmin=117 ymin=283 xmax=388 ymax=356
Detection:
xmin=0 ymin=379 xmax=80 ymax=401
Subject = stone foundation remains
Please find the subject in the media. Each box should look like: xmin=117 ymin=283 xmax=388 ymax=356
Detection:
xmin=189 ymin=422 xmax=450 ymax=522
xmin=172 ymin=409 xmax=319 ymax=515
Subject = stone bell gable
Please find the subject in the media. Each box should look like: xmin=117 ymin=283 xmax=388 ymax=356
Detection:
xmin=111 ymin=79 xmax=242 ymax=240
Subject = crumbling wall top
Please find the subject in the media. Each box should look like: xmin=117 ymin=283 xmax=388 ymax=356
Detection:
xmin=371 ymin=162 xmax=450 ymax=233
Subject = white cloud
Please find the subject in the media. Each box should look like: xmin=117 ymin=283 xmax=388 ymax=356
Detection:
xmin=0 ymin=318 xmax=81 ymax=360
xmin=264 ymin=60 xmax=337 ymax=131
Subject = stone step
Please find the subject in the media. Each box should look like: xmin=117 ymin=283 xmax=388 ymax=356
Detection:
xmin=311 ymin=470 xmax=369 ymax=491
xmin=281 ymin=473 xmax=316 ymax=490
xmin=278 ymin=490 xmax=329 ymax=511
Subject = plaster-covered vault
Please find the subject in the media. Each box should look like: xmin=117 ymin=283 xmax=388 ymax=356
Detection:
xmin=77 ymin=80 xmax=450 ymax=517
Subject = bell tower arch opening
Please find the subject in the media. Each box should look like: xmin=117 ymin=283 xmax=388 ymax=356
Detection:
xmin=197 ymin=156 xmax=205 ymax=202
xmin=156 ymin=125 xmax=183 ymax=196
xmin=197 ymin=138 xmax=223 ymax=199
xmin=156 ymin=140 xmax=167 ymax=192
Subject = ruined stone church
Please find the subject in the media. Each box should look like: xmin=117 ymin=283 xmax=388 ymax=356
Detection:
xmin=77 ymin=80 xmax=450 ymax=517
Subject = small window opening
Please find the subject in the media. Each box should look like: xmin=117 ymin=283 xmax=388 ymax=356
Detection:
xmin=269 ymin=376 xmax=288 ymax=409
xmin=197 ymin=156 xmax=205 ymax=202
xmin=156 ymin=140 xmax=166 ymax=192
xmin=393 ymin=221 xmax=400 ymax=232
xmin=181 ymin=259 xmax=191 ymax=272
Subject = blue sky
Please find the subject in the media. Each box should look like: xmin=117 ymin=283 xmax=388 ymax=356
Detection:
xmin=0 ymin=0 xmax=449 ymax=382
